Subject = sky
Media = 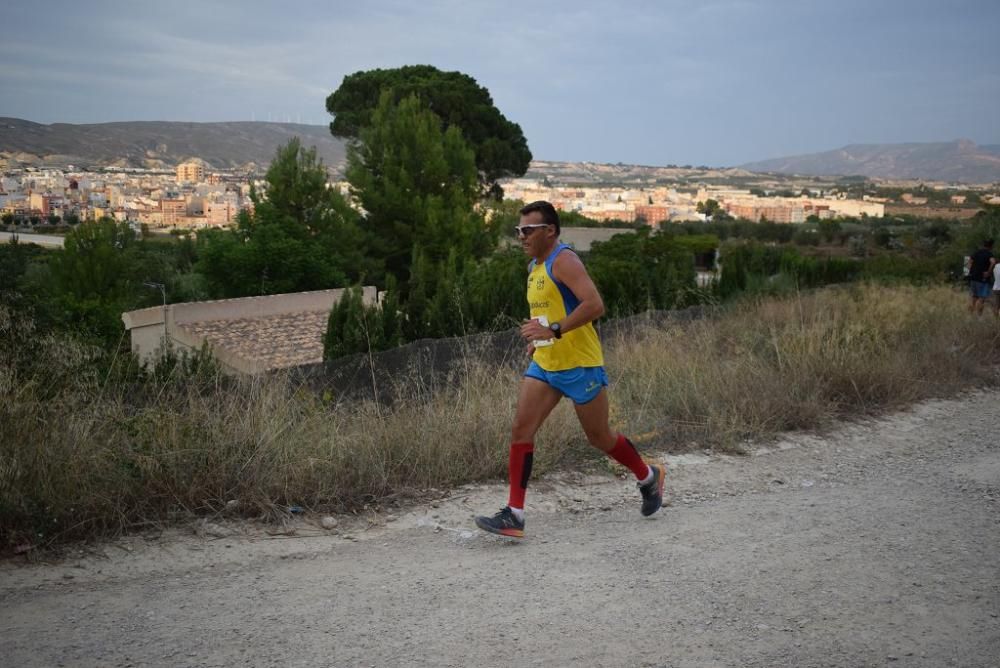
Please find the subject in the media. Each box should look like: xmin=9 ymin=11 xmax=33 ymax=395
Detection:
xmin=1 ymin=0 xmax=998 ymax=166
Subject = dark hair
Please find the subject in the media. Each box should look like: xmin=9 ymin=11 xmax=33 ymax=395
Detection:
xmin=520 ymin=200 xmax=560 ymax=235
xmin=984 ymin=239 xmax=995 ymax=248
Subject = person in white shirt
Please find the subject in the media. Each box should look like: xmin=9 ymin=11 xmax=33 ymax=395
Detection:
xmin=993 ymin=260 xmax=1000 ymax=318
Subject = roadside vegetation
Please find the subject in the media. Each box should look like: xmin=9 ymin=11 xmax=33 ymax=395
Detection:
xmin=2 ymin=283 xmax=997 ymax=548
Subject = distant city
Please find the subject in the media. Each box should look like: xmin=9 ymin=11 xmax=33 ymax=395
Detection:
xmin=1 ymin=161 xmax=253 ymax=230
xmin=2 ymin=157 xmax=999 ymax=233
xmin=503 ymin=179 xmax=886 ymax=224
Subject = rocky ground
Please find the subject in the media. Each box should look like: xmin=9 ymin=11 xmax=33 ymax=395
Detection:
xmin=2 ymin=391 xmax=998 ymax=667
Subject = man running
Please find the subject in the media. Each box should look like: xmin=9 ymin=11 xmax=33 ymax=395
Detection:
xmin=475 ymin=201 xmax=665 ymax=539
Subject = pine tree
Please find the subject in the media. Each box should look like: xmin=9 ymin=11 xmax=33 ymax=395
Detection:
xmin=323 ymin=287 xmax=368 ymax=360
xmin=345 ymin=92 xmax=492 ymax=287
xmin=379 ymin=275 xmax=403 ymax=349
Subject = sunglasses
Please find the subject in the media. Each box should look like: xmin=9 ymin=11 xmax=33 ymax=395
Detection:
xmin=514 ymin=224 xmax=550 ymax=238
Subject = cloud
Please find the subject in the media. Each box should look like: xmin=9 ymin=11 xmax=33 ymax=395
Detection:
xmin=1 ymin=0 xmax=997 ymax=164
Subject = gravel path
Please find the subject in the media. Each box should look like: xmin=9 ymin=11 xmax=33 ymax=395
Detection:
xmin=2 ymin=391 xmax=999 ymax=667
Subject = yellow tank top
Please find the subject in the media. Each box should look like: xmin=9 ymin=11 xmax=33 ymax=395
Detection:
xmin=527 ymin=244 xmax=604 ymax=371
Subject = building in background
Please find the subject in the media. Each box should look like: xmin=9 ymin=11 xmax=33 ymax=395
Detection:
xmin=160 ymin=197 xmax=186 ymax=227
xmin=634 ymin=205 xmax=670 ymax=226
xmin=176 ymin=162 xmax=205 ymax=183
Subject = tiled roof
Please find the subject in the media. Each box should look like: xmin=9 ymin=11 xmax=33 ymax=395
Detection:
xmin=182 ymin=310 xmax=329 ymax=370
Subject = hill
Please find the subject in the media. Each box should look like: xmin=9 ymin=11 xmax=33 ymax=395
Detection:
xmin=740 ymin=139 xmax=1000 ymax=183
xmin=0 ymin=118 xmax=347 ymax=172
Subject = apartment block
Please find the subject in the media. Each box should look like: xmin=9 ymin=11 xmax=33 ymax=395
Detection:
xmin=634 ymin=205 xmax=670 ymax=225
xmin=176 ymin=162 xmax=205 ymax=183
xmin=160 ymin=197 xmax=186 ymax=226
xmin=725 ymin=202 xmax=806 ymax=223
xmin=29 ymin=193 xmax=51 ymax=216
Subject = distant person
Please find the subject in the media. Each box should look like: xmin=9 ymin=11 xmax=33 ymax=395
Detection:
xmin=993 ymin=255 xmax=1000 ymax=319
xmin=474 ymin=201 xmax=665 ymax=539
xmin=968 ymin=239 xmax=995 ymax=316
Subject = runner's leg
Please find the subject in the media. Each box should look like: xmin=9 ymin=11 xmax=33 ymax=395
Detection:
xmin=574 ymin=389 xmax=650 ymax=480
xmin=507 ymin=377 xmax=562 ymax=510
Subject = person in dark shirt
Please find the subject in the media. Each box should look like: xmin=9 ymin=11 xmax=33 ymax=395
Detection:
xmin=967 ymin=239 xmax=996 ymax=315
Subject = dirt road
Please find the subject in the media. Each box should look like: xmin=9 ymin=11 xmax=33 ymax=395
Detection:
xmin=3 ymin=392 xmax=999 ymax=667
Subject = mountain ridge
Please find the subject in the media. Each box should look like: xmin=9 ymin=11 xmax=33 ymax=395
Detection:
xmin=0 ymin=118 xmax=347 ymax=172
xmin=740 ymin=139 xmax=1000 ymax=183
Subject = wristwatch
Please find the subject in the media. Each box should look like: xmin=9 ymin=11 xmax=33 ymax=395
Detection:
xmin=549 ymin=321 xmax=562 ymax=339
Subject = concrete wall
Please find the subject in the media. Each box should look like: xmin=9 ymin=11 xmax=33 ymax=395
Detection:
xmin=122 ymin=287 xmax=377 ymax=373
xmin=0 ymin=232 xmax=65 ymax=248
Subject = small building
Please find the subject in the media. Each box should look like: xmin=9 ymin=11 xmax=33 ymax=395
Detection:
xmin=122 ymin=288 xmax=377 ymax=374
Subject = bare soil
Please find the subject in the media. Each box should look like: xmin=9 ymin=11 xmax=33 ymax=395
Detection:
xmin=2 ymin=391 xmax=999 ymax=667
xmin=884 ymin=204 xmax=981 ymax=220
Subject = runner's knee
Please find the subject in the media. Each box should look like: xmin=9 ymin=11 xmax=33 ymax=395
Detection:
xmin=511 ymin=416 xmax=539 ymax=442
xmin=582 ymin=423 xmax=615 ymax=449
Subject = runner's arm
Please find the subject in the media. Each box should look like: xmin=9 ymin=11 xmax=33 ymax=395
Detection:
xmin=550 ymin=251 xmax=605 ymax=333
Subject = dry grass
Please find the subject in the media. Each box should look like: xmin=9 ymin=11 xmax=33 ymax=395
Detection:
xmin=2 ymin=284 xmax=997 ymax=547
xmin=608 ymin=283 xmax=998 ymax=448
xmin=0 ymin=327 xmax=579 ymax=547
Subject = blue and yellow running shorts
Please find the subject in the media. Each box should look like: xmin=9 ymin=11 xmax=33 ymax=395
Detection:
xmin=525 ymin=361 xmax=608 ymax=405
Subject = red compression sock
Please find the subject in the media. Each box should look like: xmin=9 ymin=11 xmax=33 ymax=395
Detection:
xmin=507 ymin=442 xmax=534 ymax=509
xmin=607 ymin=434 xmax=651 ymax=480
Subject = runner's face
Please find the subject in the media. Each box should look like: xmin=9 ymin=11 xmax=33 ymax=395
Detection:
xmin=517 ymin=211 xmax=553 ymax=256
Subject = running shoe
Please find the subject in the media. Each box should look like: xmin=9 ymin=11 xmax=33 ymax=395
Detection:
xmin=638 ymin=463 xmax=666 ymax=517
xmin=475 ymin=506 xmax=525 ymax=538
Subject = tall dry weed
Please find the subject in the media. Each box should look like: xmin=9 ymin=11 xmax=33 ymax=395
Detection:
xmin=607 ymin=284 xmax=998 ymax=448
